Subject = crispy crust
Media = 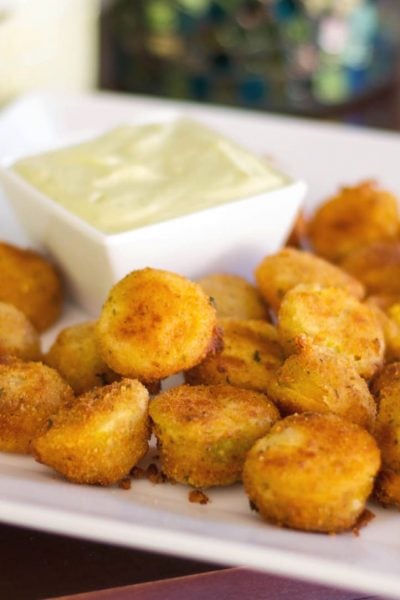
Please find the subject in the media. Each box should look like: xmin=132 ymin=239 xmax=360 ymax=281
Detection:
xmin=0 ymin=241 xmax=63 ymax=331
xmin=255 ymin=248 xmax=364 ymax=313
xmin=243 ymin=413 xmax=381 ymax=533
xmin=97 ymin=268 xmax=219 ymax=381
xmin=267 ymin=338 xmax=376 ymax=430
xmin=186 ymin=319 xmax=283 ymax=394
xmin=31 ymin=379 xmax=150 ymax=485
xmin=308 ymin=181 xmax=399 ymax=262
xmin=0 ymin=360 xmax=74 ymax=453
xmin=198 ymin=273 xmax=269 ymax=320
xmin=45 ymin=321 xmax=119 ymax=394
xmin=149 ymin=384 xmax=280 ymax=488
xmin=278 ymin=284 xmax=384 ymax=380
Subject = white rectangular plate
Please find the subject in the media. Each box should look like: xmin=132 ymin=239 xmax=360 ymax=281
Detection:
xmin=1 ymin=91 xmax=400 ymax=599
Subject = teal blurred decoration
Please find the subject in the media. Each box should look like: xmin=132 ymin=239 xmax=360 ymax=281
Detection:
xmin=100 ymin=0 xmax=399 ymax=113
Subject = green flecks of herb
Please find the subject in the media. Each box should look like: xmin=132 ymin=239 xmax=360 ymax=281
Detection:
xmin=209 ymin=296 xmax=216 ymax=307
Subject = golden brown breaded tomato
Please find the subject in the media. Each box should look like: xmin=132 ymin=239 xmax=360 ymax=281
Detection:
xmin=0 ymin=301 xmax=41 ymax=361
xmin=308 ymin=180 xmax=399 ymax=262
xmin=278 ymin=284 xmax=384 ymax=380
xmin=197 ymin=273 xmax=268 ymax=320
xmin=31 ymin=379 xmax=149 ymax=485
xmin=96 ymin=268 xmax=220 ymax=382
xmin=254 ymin=248 xmax=364 ymax=313
xmin=45 ymin=321 xmax=119 ymax=394
xmin=149 ymin=384 xmax=279 ymax=488
xmin=0 ymin=241 xmax=62 ymax=331
xmin=340 ymin=241 xmax=400 ymax=297
xmin=185 ymin=319 xmax=283 ymax=394
xmin=267 ymin=338 xmax=376 ymax=430
xmin=0 ymin=359 xmax=74 ymax=453
xmin=243 ymin=413 xmax=380 ymax=533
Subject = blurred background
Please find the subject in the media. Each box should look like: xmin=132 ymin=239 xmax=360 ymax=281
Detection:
xmin=0 ymin=0 xmax=399 ymax=129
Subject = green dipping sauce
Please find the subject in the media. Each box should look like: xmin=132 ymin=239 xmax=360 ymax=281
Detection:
xmin=13 ymin=119 xmax=288 ymax=234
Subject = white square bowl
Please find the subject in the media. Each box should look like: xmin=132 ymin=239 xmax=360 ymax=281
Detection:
xmin=0 ymin=113 xmax=306 ymax=315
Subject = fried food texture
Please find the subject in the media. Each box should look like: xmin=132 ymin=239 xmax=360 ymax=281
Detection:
xmin=185 ymin=319 xmax=283 ymax=394
xmin=31 ymin=379 xmax=149 ymax=485
xmin=278 ymin=284 xmax=384 ymax=379
xmin=365 ymin=299 xmax=400 ymax=363
xmin=267 ymin=339 xmax=376 ymax=430
xmin=0 ymin=241 xmax=63 ymax=331
xmin=243 ymin=413 xmax=380 ymax=533
xmin=340 ymin=241 xmax=400 ymax=297
xmin=197 ymin=273 xmax=268 ymax=320
xmin=0 ymin=359 xmax=74 ymax=453
xmin=45 ymin=321 xmax=119 ymax=394
xmin=372 ymin=363 xmax=400 ymax=472
xmin=307 ymin=181 xmax=399 ymax=262
xmin=96 ymin=268 xmax=219 ymax=382
xmin=254 ymin=248 xmax=364 ymax=313
xmin=0 ymin=301 xmax=41 ymax=361
xmin=149 ymin=384 xmax=280 ymax=488
xmin=372 ymin=363 xmax=400 ymax=508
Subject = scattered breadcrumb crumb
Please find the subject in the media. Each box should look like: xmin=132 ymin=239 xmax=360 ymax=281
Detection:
xmin=130 ymin=466 xmax=145 ymax=479
xmin=249 ymin=500 xmax=258 ymax=512
xmin=188 ymin=489 xmax=209 ymax=505
xmin=118 ymin=477 xmax=132 ymax=490
xmin=352 ymin=509 xmax=375 ymax=536
xmin=146 ymin=463 xmax=166 ymax=484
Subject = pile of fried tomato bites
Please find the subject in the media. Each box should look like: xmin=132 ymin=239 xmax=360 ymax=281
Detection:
xmin=3 ymin=179 xmax=400 ymax=534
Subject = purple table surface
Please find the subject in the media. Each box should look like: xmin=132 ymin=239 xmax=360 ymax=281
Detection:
xmin=50 ymin=567 xmax=389 ymax=600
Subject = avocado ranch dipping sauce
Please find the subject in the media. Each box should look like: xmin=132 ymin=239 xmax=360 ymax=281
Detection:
xmin=13 ymin=119 xmax=289 ymax=234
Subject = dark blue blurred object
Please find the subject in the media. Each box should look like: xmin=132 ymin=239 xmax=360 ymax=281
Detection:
xmin=101 ymin=0 xmax=400 ymax=115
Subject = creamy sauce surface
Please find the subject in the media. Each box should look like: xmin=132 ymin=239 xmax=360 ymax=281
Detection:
xmin=14 ymin=119 xmax=288 ymax=234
